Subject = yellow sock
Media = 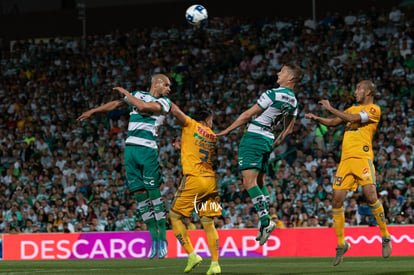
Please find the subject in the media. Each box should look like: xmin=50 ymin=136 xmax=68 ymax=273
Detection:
xmin=170 ymin=215 xmax=194 ymax=254
xmin=333 ymin=207 xmax=345 ymax=246
xmin=201 ymin=218 xmax=219 ymax=262
xmin=369 ymin=200 xmax=390 ymax=238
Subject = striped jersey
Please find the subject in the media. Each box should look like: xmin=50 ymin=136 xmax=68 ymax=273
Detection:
xmin=341 ymin=104 xmax=380 ymax=161
xmin=123 ymin=91 xmax=171 ymax=149
xmin=181 ymin=116 xmax=216 ymax=177
xmin=247 ymin=87 xmax=298 ymax=139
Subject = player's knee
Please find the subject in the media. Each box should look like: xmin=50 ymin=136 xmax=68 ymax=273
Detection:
xmin=332 ymin=198 xmax=344 ymax=208
xmin=365 ymin=192 xmax=378 ymax=204
xmin=366 ymin=197 xmax=378 ymax=205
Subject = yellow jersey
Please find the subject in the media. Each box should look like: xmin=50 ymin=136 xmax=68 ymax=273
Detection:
xmin=341 ymin=104 xmax=381 ymax=161
xmin=181 ymin=116 xmax=217 ymax=177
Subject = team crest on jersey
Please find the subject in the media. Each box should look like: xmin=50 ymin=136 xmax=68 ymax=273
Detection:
xmin=363 ymin=145 xmax=369 ymax=152
xmin=370 ymin=107 xmax=376 ymax=113
xmin=362 ymin=167 xmax=370 ymax=177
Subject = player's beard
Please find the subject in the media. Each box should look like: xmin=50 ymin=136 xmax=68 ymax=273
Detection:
xmin=357 ymin=91 xmax=365 ymax=104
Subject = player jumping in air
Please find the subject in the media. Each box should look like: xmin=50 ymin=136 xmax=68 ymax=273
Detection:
xmin=305 ymin=80 xmax=392 ymax=266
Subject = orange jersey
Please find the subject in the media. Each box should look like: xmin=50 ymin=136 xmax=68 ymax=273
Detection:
xmin=341 ymin=104 xmax=381 ymax=161
xmin=181 ymin=116 xmax=217 ymax=177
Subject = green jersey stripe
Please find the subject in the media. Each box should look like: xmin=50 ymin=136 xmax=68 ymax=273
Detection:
xmin=123 ymin=90 xmax=171 ymax=148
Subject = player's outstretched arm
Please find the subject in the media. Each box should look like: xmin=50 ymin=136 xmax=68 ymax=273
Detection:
xmin=319 ymin=100 xmax=361 ymax=123
xmin=77 ymin=100 xmax=124 ymax=121
xmin=217 ymin=104 xmax=263 ymax=136
xmin=170 ymin=102 xmax=187 ymax=126
xmin=304 ymin=113 xmax=343 ymax=127
xmin=113 ymin=87 xmax=162 ymax=114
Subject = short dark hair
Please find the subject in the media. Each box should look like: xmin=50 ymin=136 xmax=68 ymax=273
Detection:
xmin=191 ymin=105 xmax=212 ymax=122
xmin=285 ymin=63 xmax=303 ymax=83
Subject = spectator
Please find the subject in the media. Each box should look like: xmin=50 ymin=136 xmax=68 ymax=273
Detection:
xmin=388 ymin=6 xmax=402 ymax=24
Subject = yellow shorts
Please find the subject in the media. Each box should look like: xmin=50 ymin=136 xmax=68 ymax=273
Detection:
xmin=170 ymin=175 xmax=222 ymax=218
xmin=333 ymin=158 xmax=376 ymax=191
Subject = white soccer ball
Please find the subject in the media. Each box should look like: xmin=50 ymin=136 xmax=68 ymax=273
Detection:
xmin=185 ymin=4 xmax=208 ymax=26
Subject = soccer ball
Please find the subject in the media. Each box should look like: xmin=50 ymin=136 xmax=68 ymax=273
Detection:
xmin=185 ymin=4 xmax=208 ymax=26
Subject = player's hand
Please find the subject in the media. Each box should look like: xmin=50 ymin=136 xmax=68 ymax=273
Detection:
xmin=77 ymin=110 xmax=94 ymax=121
xmin=304 ymin=113 xmax=317 ymax=120
xmin=172 ymin=137 xmax=181 ymax=149
xmin=318 ymin=100 xmax=332 ymax=110
xmin=216 ymin=130 xmax=229 ymax=136
xmin=113 ymin=87 xmax=130 ymax=96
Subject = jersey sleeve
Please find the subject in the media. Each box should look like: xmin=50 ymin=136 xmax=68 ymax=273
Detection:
xmin=292 ymin=106 xmax=298 ymax=117
xmin=123 ymin=91 xmax=139 ymax=106
xmin=257 ymin=91 xmax=272 ymax=110
xmin=183 ymin=115 xmax=193 ymax=127
xmin=158 ymin=97 xmax=171 ymax=113
xmin=366 ymin=105 xmax=381 ymax=123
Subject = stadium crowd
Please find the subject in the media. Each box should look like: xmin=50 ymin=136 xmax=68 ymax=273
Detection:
xmin=0 ymin=5 xmax=414 ymax=234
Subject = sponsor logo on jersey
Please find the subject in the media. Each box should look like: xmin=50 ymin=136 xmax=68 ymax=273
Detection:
xmin=197 ymin=126 xmax=216 ymax=141
xmin=363 ymin=145 xmax=369 ymax=152
xmin=362 ymin=167 xmax=370 ymax=177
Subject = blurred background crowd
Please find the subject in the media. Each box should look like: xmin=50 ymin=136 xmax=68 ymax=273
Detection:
xmin=0 ymin=4 xmax=414 ymax=234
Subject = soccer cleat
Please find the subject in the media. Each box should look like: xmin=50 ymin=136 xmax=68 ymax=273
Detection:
xmin=184 ymin=253 xmax=202 ymax=273
xmin=149 ymin=240 xmax=158 ymax=259
xmin=206 ymin=262 xmax=221 ymax=275
xmin=333 ymin=241 xmax=351 ymax=266
xmin=256 ymin=215 xmax=271 ymax=240
xmin=258 ymin=220 xmax=276 ymax=246
xmin=158 ymin=240 xmax=168 ymax=259
xmin=382 ymin=236 xmax=392 ymax=258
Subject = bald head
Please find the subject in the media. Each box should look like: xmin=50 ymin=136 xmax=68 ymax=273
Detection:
xmin=359 ymin=80 xmax=375 ymax=95
xmin=355 ymin=80 xmax=376 ymax=104
xmin=150 ymin=74 xmax=171 ymax=97
xmin=151 ymin=74 xmax=169 ymax=85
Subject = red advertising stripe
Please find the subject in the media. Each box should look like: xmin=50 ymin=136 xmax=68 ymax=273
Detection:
xmin=167 ymin=226 xmax=414 ymax=257
xmin=2 ymin=226 xmax=414 ymax=260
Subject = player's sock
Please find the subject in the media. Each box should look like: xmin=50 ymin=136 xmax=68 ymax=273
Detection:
xmin=261 ymin=184 xmax=271 ymax=204
xmin=248 ymin=185 xmax=269 ymax=227
xmin=135 ymin=192 xmax=158 ymax=241
xmin=201 ymin=217 xmax=219 ymax=262
xmin=170 ymin=212 xmax=194 ymax=254
xmin=148 ymin=189 xmax=167 ymax=241
xmin=261 ymin=184 xmax=271 ymax=219
xmin=369 ymin=200 xmax=390 ymax=238
xmin=333 ymin=207 xmax=345 ymax=246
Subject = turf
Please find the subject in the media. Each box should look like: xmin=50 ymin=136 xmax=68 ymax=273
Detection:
xmin=0 ymin=256 xmax=413 ymax=274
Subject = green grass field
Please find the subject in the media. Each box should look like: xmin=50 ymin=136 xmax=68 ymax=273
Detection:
xmin=0 ymin=257 xmax=413 ymax=275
